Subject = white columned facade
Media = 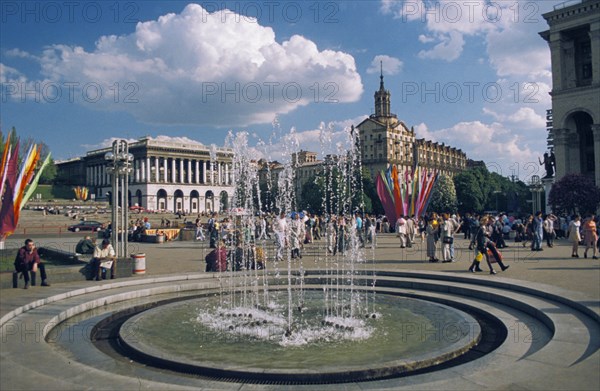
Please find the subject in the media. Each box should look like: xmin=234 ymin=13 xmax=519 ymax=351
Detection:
xmin=154 ymin=156 xmax=160 ymax=182
xmin=163 ymin=158 xmax=168 ymax=182
xmin=140 ymin=160 xmax=146 ymax=182
xmin=146 ymin=157 xmax=151 ymax=183
xmin=203 ymin=161 xmax=207 ymax=183
xmin=179 ymin=159 xmax=184 ymax=183
xmin=195 ymin=160 xmax=200 ymax=184
xmin=134 ymin=160 xmax=139 ymax=182
xmin=187 ymin=159 xmax=192 ymax=183
xmin=171 ymin=158 xmax=176 ymax=183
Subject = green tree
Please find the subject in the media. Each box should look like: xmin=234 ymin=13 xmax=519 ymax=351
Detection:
xmin=38 ymin=158 xmax=57 ymax=184
xmin=429 ymin=174 xmax=458 ymax=213
xmin=298 ymin=176 xmax=325 ymax=214
xmin=361 ymin=168 xmax=382 ymax=215
xmin=549 ymin=174 xmax=600 ymax=215
xmin=454 ymin=171 xmax=484 ymax=213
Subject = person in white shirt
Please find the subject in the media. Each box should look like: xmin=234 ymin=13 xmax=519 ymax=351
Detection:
xmin=275 ymin=212 xmax=288 ymax=261
xmin=396 ymin=216 xmax=407 ymax=248
xmin=568 ymin=214 xmax=582 ymax=258
xmin=91 ymin=239 xmax=116 ymax=281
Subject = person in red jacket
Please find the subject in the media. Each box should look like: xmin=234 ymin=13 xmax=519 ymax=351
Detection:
xmin=205 ymin=240 xmax=228 ymax=272
xmin=14 ymin=239 xmax=51 ymax=289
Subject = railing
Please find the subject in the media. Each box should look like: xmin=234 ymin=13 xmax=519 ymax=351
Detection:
xmin=11 ymin=225 xmax=70 ymax=236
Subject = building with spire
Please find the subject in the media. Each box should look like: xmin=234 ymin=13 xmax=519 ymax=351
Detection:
xmin=356 ymin=65 xmax=467 ymax=179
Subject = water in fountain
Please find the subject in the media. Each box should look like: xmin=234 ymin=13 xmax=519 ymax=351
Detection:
xmin=194 ymin=124 xmax=378 ymax=346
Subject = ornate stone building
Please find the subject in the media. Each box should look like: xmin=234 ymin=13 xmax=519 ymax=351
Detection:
xmin=57 ymin=137 xmax=234 ymax=213
xmin=539 ymin=0 xmax=600 ymax=184
xmin=356 ymin=71 xmax=467 ymax=178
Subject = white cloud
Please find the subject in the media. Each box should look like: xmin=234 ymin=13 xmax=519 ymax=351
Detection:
xmin=483 ymin=107 xmax=545 ymax=129
xmin=380 ymin=0 xmax=425 ymax=22
xmin=418 ymin=35 xmax=435 ymax=43
xmin=415 ymin=120 xmax=544 ymax=178
xmin=417 ymin=30 xmax=465 ymax=61
xmin=249 ymin=118 xmax=365 ymax=162
xmin=5 ymin=48 xmax=37 ymax=60
xmin=367 ymin=55 xmax=403 ymax=75
xmin=0 ymin=63 xmax=26 ymax=84
xmin=27 ymin=4 xmax=363 ymax=127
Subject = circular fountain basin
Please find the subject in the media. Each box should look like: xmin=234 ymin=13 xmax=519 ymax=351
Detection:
xmin=119 ymin=292 xmax=481 ymax=382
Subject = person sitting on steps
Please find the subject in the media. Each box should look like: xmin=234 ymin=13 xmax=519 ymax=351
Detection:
xmin=14 ymin=238 xmax=51 ymax=289
xmin=90 ymin=239 xmax=117 ymax=281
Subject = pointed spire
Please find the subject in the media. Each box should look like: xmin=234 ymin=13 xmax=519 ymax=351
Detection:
xmin=379 ymin=60 xmax=385 ymax=90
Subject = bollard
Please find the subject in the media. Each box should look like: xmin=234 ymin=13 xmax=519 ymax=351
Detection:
xmin=131 ymin=253 xmax=146 ymax=274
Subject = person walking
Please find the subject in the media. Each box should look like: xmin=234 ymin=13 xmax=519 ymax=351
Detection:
xmin=426 ymin=218 xmax=439 ymax=263
xmin=396 ymin=216 xmax=407 ymax=248
xmin=441 ymin=214 xmax=455 ymax=263
xmin=473 ymin=216 xmax=510 ymax=274
xmin=543 ymin=214 xmax=557 ymax=248
xmin=582 ymin=214 xmax=598 ymax=259
xmin=568 ymin=214 xmax=582 ymax=257
xmin=275 ymin=212 xmax=288 ymax=261
xmin=531 ymin=211 xmax=544 ymax=251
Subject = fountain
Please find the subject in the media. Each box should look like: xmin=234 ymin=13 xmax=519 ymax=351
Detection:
xmin=109 ymin=125 xmax=481 ymax=383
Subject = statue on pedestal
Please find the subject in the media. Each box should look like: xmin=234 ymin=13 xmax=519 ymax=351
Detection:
xmin=539 ymin=151 xmax=555 ymax=178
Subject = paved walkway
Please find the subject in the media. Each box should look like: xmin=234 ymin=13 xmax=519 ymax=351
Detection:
xmin=1 ymin=229 xmax=599 ymax=390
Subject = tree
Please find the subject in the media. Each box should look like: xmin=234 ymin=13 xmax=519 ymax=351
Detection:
xmin=361 ymin=168 xmax=382 ymax=215
xmin=429 ymin=174 xmax=458 ymax=213
xmin=549 ymin=174 xmax=600 ymax=215
xmin=298 ymin=176 xmax=325 ymax=214
xmin=454 ymin=170 xmax=485 ymax=213
xmin=38 ymin=158 xmax=57 ymax=184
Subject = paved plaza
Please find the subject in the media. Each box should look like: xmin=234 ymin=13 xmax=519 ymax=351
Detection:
xmin=1 ymin=211 xmax=599 ymax=390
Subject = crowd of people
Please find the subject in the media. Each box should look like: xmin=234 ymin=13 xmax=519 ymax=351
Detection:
xmin=198 ymin=209 xmax=600 ymax=274
xmin=16 ymin=208 xmax=598 ymax=287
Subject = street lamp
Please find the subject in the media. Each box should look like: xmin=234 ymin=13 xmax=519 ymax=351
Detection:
xmin=105 ymin=140 xmax=134 ymax=259
xmin=528 ymin=175 xmax=544 ymax=215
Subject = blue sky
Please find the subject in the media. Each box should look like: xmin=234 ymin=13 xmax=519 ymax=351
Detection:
xmin=1 ymin=1 xmax=561 ymax=180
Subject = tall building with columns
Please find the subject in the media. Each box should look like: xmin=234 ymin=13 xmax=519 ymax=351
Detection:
xmin=57 ymin=137 xmax=234 ymax=213
xmin=539 ymin=0 xmax=600 ymax=185
xmin=357 ymin=70 xmax=467 ymax=178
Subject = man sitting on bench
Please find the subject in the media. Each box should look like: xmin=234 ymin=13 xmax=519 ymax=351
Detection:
xmin=90 ymin=239 xmax=116 ymax=281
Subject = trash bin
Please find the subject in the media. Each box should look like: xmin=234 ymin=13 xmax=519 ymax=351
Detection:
xmin=156 ymin=233 xmax=165 ymax=244
xmin=132 ymin=253 xmax=146 ymax=274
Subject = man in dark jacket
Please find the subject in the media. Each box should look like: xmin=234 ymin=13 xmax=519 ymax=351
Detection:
xmin=75 ymin=235 xmax=96 ymax=254
xmin=14 ymin=239 xmax=50 ymax=289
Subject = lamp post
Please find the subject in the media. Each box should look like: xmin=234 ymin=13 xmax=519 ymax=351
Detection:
xmin=105 ymin=140 xmax=134 ymax=259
